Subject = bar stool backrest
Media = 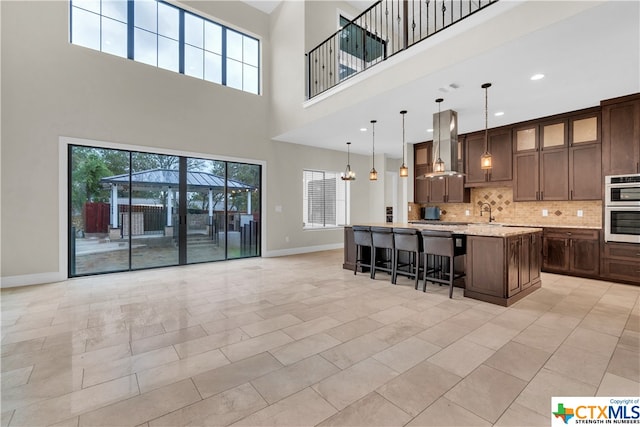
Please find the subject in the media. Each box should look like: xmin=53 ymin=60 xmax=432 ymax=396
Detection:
xmin=421 ymin=230 xmax=454 ymax=257
xmin=353 ymin=226 xmax=372 ymax=247
xmin=393 ymin=228 xmax=420 ymax=252
xmin=371 ymin=226 xmax=394 ymax=249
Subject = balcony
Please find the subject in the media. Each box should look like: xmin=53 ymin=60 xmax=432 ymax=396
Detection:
xmin=307 ymin=0 xmax=498 ymax=99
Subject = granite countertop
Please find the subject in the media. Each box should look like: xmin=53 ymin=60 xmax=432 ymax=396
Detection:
xmin=353 ymin=223 xmax=542 ymax=237
xmin=409 ymin=220 xmax=602 ymax=230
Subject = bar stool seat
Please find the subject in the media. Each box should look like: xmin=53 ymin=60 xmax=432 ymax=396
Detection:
xmin=421 ymin=230 xmax=466 ymax=298
xmin=392 ymin=227 xmax=421 ymax=288
xmin=352 ymin=226 xmax=373 ymax=276
xmin=370 ymin=227 xmax=395 ymax=280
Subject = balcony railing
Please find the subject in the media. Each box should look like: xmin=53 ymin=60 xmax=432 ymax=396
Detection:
xmin=307 ymin=0 xmax=498 ymax=99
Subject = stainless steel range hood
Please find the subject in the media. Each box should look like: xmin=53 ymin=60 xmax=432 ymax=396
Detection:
xmin=418 ymin=109 xmax=463 ymax=179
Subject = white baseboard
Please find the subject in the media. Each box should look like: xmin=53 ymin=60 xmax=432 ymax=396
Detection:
xmin=1 ymin=272 xmax=65 ymax=289
xmin=263 ymin=243 xmax=343 ymax=258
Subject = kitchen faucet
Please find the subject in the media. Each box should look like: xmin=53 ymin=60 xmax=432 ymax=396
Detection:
xmin=480 ymin=202 xmax=495 ymax=223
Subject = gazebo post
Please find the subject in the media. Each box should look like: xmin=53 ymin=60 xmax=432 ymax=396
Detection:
xmin=208 ymin=189 xmax=214 ymax=236
xmin=165 ymin=187 xmax=174 ymax=237
xmin=247 ymin=191 xmax=251 ymax=214
xmin=109 ymin=184 xmax=121 ymax=240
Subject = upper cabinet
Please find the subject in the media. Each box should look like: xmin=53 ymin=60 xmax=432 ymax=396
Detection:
xmin=464 ymin=129 xmax=513 ymax=187
xmin=413 ymin=141 xmax=469 ymax=204
xmin=513 ymin=108 xmax=601 ymax=201
xmin=602 ymin=94 xmax=640 ymax=176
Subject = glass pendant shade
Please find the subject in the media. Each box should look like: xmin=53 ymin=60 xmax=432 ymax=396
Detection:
xmin=481 ymin=82 xmax=493 ymax=171
xmin=340 ymin=142 xmax=356 ymax=181
xmin=369 ymin=120 xmax=378 ymax=181
xmin=480 ymin=151 xmax=492 ymax=169
xmin=400 ymin=110 xmax=408 ymax=178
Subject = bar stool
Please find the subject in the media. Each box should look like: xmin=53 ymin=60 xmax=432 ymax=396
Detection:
xmin=352 ymin=226 xmax=373 ymax=276
xmin=420 ymin=230 xmax=466 ymax=298
xmin=370 ymin=227 xmax=395 ymax=280
xmin=392 ymin=228 xmax=422 ymax=289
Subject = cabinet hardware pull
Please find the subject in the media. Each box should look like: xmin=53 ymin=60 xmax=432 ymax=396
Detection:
xmin=540 ymin=191 xmax=544 ymax=199
xmin=570 ymin=189 xmax=573 ymax=200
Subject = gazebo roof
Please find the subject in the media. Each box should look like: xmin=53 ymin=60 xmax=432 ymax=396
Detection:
xmin=101 ymin=169 xmax=255 ymax=192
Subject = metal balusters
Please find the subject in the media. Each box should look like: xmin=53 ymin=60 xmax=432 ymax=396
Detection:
xmin=307 ymin=0 xmax=497 ymax=98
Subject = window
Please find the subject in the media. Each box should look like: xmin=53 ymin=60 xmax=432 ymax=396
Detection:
xmin=70 ymin=0 xmax=260 ymax=94
xmin=303 ymin=170 xmax=349 ymax=229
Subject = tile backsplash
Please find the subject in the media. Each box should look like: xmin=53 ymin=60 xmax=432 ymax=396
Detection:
xmin=409 ymin=187 xmax=602 ymax=228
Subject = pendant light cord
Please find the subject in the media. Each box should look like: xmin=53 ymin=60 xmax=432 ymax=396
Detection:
xmin=484 ymin=85 xmax=489 ymax=153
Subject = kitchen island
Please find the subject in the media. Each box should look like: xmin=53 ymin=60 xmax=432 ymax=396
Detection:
xmin=344 ymin=223 xmax=543 ymax=306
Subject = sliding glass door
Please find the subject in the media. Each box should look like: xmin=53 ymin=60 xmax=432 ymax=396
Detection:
xmin=69 ymin=145 xmax=261 ymax=277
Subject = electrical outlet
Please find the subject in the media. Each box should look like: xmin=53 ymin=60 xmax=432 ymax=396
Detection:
xmin=465 ymin=209 xmax=470 ymax=216
xmin=408 ymin=205 xmax=412 ymax=211
xmin=275 ymin=205 xmax=282 ymax=213
xmin=285 ymin=236 xmax=289 ymax=242
xmin=577 ymin=210 xmax=584 ymax=217
xmin=542 ymin=209 xmax=548 ymax=217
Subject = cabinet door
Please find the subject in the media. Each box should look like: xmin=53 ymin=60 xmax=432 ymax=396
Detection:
xmin=569 ymin=143 xmax=601 ymax=200
xmin=414 ymin=166 xmax=430 ymax=203
xmin=466 ymin=236 xmax=505 ymax=297
xmin=507 ymin=236 xmax=521 ymax=297
xmin=488 ymin=129 xmax=513 ymax=182
xmin=446 ymin=175 xmax=469 ymax=203
xmin=602 ymin=99 xmax=640 ymax=175
xmin=513 ymin=152 xmax=539 ymax=201
xmin=529 ymin=233 xmax=541 ymax=285
xmin=570 ymin=238 xmax=599 ymax=276
xmin=464 ymin=133 xmax=487 ymax=185
xmin=543 ymin=236 xmax=569 ymax=272
xmin=415 ymin=142 xmax=433 ymax=168
xmin=429 ymin=177 xmax=446 ymax=203
xmin=540 ymin=149 xmax=569 ymax=200
xmin=519 ymin=234 xmax=531 ymax=291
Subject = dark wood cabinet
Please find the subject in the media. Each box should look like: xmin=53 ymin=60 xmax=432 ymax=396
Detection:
xmin=542 ymin=228 xmax=599 ymax=277
xmin=540 ymin=149 xmax=569 ymax=200
xmin=569 ymin=143 xmax=602 ymax=200
xmin=466 ymin=232 xmax=542 ymax=306
xmin=602 ymin=94 xmax=640 ymax=176
xmin=414 ymin=165 xmax=431 ymax=203
xmin=464 ymin=130 xmax=513 ymax=187
xmin=601 ymin=242 xmax=640 ymax=285
xmin=414 ymin=141 xmax=469 ymax=203
xmin=513 ymin=109 xmax=601 ymax=201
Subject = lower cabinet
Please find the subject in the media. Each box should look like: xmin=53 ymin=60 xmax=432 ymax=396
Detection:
xmin=542 ymin=228 xmax=599 ymax=277
xmin=466 ymin=232 xmax=542 ymax=306
xmin=602 ymin=242 xmax=640 ymax=285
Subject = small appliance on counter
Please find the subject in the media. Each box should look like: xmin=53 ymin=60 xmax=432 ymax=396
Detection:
xmin=424 ymin=206 xmax=441 ymax=221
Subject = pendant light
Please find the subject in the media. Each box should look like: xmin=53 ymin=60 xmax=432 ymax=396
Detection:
xmin=399 ymin=110 xmax=409 ymax=178
xmin=340 ymin=142 xmax=356 ymax=181
xmin=433 ymin=98 xmax=446 ymax=174
xmin=369 ymin=120 xmax=378 ymax=181
xmin=480 ymin=83 xmax=493 ymax=170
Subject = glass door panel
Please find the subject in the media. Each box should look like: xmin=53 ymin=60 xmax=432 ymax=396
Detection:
xmin=129 ymin=152 xmax=179 ymax=270
xmin=227 ymin=162 xmax=261 ymax=259
xmin=186 ymin=158 xmax=226 ymax=264
xmin=69 ymin=146 xmax=131 ymax=275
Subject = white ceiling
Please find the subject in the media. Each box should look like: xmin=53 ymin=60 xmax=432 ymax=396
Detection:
xmin=245 ymin=1 xmax=640 ymax=158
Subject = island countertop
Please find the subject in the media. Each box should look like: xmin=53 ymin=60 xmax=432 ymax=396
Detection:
xmin=347 ymin=222 xmax=542 ymax=237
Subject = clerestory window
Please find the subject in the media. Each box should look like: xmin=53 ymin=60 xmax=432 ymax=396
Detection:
xmin=70 ymin=0 xmax=260 ymax=94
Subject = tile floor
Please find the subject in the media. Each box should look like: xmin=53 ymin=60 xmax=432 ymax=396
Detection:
xmin=1 ymin=249 xmax=639 ymax=426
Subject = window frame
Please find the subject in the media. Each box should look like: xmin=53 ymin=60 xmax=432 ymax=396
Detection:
xmin=69 ymin=0 xmax=261 ymax=95
xmin=302 ymin=169 xmax=350 ymax=230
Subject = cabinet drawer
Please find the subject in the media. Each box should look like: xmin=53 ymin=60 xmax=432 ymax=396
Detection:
xmin=544 ymin=228 xmax=599 ymax=240
xmin=604 ymin=242 xmax=640 ymax=261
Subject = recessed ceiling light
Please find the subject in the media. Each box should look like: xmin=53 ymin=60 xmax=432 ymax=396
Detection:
xmin=531 ymin=73 xmax=545 ymax=81
xmin=494 ymin=111 xmax=505 ymax=117
xmin=360 ymin=127 xmax=367 ymax=132
xmin=427 ymin=128 xmax=433 ymax=133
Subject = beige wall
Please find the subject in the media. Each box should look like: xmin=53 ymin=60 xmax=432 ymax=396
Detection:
xmin=0 ymin=0 xmax=377 ymax=283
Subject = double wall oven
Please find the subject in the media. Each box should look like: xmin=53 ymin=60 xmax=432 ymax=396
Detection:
xmin=605 ymin=174 xmax=640 ymax=243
